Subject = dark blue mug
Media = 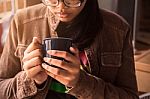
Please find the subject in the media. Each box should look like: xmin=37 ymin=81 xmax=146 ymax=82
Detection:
xmin=43 ymin=37 xmax=72 ymax=93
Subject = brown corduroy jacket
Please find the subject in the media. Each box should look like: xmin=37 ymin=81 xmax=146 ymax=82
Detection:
xmin=0 ymin=4 xmax=139 ymax=99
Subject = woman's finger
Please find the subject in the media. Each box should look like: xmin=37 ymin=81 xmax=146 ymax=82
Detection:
xmin=25 ymin=65 xmax=43 ymax=78
xmin=23 ymin=49 xmax=43 ymax=62
xmin=45 ymin=68 xmax=77 ymax=87
xmin=24 ymin=37 xmax=42 ymax=55
xmin=23 ymin=57 xmax=42 ymax=70
xmin=42 ymin=63 xmax=71 ymax=78
xmin=70 ymin=47 xmax=79 ymax=58
xmin=43 ymin=57 xmax=75 ymax=71
xmin=47 ymin=50 xmax=80 ymax=65
xmin=44 ymin=68 xmax=71 ymax=86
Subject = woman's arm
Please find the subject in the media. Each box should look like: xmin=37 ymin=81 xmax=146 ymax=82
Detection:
xmin=0 ymin=13 xmax=46 ymax=99
xmin=67 ymin=28 xmax=139 ymax=99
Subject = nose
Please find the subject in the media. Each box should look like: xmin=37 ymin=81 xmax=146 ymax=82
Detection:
xmin=57 ymin=1 xmax=66 ymax=9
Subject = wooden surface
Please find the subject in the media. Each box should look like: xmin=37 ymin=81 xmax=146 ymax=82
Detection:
xmin=135 ymin=50 xmax=150 ymax=92
xmin=135 ymin=50 xmax=150 ymax=65
xmin=135 ymin=62 xmax=150 ymax=92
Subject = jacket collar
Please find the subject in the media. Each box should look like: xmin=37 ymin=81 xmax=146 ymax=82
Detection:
xmin=46 ymin=7 xmax=60 ymax=34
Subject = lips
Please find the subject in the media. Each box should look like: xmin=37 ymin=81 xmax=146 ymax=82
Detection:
xmin=55 ymin=12 xmax=70 ymax=18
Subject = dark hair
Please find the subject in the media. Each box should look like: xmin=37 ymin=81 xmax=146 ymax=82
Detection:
xmin=56 ymin=0 xmax=103 ymax=50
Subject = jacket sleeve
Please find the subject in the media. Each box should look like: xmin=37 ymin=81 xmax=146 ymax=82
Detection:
xmin=0 ymin=13 xmax=46 ymax=99
xmin=68 ymin=28 xmax=139 ymax=99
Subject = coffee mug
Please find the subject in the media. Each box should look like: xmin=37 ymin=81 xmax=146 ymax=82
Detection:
xmin=43 ymin=37 xmax=72 ymax=93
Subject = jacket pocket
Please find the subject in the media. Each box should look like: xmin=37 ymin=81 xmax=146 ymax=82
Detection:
xmin=15 ymin=44 xmax=28 ymax=59
xmin=100 ymin=52 xmax=122 ymax=82
xmin=101 ymin=52 xmax=122 ymax=67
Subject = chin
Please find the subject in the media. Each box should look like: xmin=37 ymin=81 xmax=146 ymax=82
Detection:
xmin=59 ymin=18 xmax=74 ymax=22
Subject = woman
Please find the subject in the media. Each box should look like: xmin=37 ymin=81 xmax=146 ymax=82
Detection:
xmin=0 ymin=0 xmax=139 ymax=99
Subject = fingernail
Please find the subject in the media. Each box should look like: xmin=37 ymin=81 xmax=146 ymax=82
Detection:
xmin=47 ymin=50 xmax=55 ymax=55
xmin=32 ymin=37 xmax=37 ymax=43
xmin=42 ymin=63 xmax=47 ymax=68
xmin=43 ymin=57 xmax=46 ymax=61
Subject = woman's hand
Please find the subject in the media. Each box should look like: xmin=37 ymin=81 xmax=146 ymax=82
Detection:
xmin=42 ymin=47 xmax=81 ymax=88
xmin=22 ymin=37 xmax=48 ymax=85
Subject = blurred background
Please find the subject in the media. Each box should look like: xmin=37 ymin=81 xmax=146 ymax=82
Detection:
xmin=0 ymin=0 xmax=150 ymax=97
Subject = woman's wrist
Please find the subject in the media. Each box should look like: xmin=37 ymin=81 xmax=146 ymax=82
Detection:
xmin=34 ymin=80 xmax=47 ymax=89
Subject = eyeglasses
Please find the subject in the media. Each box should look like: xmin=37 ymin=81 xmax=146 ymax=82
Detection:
xmin=42 ymin=0 xmax=84 ymax=8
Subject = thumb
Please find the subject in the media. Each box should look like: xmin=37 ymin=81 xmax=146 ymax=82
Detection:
xmin=32 ymin=37 xmax=42 ymax=44
xmin=24 ymin=37 xmax=42 ymax=55
xmin=70 ymin=47 xmax=79 ymax=58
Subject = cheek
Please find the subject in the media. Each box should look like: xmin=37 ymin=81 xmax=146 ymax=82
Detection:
xmin=71 ymin=12 xmax=80 ymax=20
xmin=71 ymin=8 xmax=83 ymax=17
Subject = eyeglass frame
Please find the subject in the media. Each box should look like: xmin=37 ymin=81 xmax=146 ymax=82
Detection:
xmin=42 ymin=0 xmax=84 ymax=8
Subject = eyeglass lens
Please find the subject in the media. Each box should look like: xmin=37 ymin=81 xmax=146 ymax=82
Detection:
xmin=42 ymin=0 xmax=82 ymax=7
